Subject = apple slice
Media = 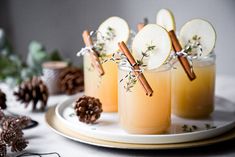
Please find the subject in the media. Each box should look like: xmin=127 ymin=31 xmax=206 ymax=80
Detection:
xmin=156 ymin=9 xmax=176 ymax=31
xmin=132 ymin=24 xmax=172 ymax=70
xmin=179 ymin=19 xmax=216 ymax=56
xmin=97 ymin=16 xmax=129 ymax=54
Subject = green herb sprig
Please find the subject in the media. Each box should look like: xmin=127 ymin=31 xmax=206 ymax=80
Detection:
xmin=184 ymin=35 xmax=203 ymax=57
xmin=182 ymin=123 xmax=217 ymax=133
xmin=90 ymin=26 xmax=117 ymax=67
xmin=205 ymin=123 xmax=217 ymax=130
xmin=120 ymin=43 xmax=156 ymax=92
xmin=104 ymin=27 xmax=116 ymax=41
xmin=182 ymin=124 xmax=198 ymax=132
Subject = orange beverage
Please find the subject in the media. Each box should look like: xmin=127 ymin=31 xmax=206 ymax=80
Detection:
xmin=118 ymin=64 xmax=171 ymax=134
xmin=171 ymin=54 xmax=216 ymax=118
xmin=84 ymin=54 xmax=118 ymax=112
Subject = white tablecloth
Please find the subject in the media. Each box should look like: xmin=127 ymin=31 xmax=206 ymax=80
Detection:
xmin=1 ymin=75 xmax=235 ymax=157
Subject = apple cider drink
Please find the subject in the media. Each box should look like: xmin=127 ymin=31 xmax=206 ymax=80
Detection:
xmin=83 ymin=54 xmax=118 ymax=112
xmin=172 ymin=54 xmax=216 ymax=118
xmin=171 ymin=19 xmax=217 ymax=118
xmin=118 ymin=24 xmax=172 ymax=134
xmin=118 ymin=64 xmax=171 ymax=134
xmin=79 ymin=17 xmax=130 ymax=112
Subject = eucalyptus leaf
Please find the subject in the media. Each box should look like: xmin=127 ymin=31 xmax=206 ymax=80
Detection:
xmin=1 ymin=35 xmax=69 ymax=86
xmin=29 ymin=41 xmax=44 ymax=53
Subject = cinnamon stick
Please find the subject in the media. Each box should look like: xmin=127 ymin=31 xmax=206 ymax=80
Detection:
xmin=168 ymin=30 xmax=196 ymax=81
xmin=82 ymin=30 xmax=105 ymax=76
xmin=118 ymin=41 xmax=153 ymax=96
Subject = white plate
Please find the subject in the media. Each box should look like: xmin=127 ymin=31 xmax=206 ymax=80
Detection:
xmin=55 ymin=96 xmax=235 ymax=144
xmin=45 ymin=107 xmax=235 ymax=149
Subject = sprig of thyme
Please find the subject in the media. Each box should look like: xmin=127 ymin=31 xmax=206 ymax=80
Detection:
xmin=205 ymin=123 xmax=217 ymax=130
xmin=94 ymin=42 xmax=105 ymax=52
xmin=136 ymin=43 xmax=156 ymax=67
xmin=182 ymin=123 xmax=217 ymax=133
xmin=184 ymin=35 xmax=203 ymax=57
xmin=167 ymin=35 xmax=201 ymax=73
xmin=103 ymin=26 xmax=116 ymax=41
xmin=123 ymin=72 xmax=138 ymax=92
xmin=182 ymin=124 xmax=198 ymax=132
xmin=120 ymin=43 xmax=156 ymax=92
xmin=92 ymin=27 xmax=116 ymax=64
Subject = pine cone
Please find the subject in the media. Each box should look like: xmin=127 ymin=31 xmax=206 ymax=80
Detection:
xmin=0 ymin=89 xmax=6 ymax=110
xmin=0 ymin=141 xmax=6 ymax=157
xmin=74 ymin=96 xmax=103 ymax=124
xmin=0 ymin=129 xmax=16 ymax=145
xmin=11 ymin=138 xmax=28 ymax=152
xmin=0 ymin=111 xmax=29 ymax=155
xmin=59 ymin=67 xmax=84 ymax=95
xmin=2 ymin=115 xmax=30 ymax=130
xmin=2 ymin=117 xmax=20 ymax=130
xmin=14 ymin=77 xmax=49 ymax=111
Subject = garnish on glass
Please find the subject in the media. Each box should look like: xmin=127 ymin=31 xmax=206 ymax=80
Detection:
xmin=179 ymin=19 xmax=216 ymax=57
xmin=184 ymin=35 xmax=203 ymax=57
xmin=156 ymin=9 xmax=196 ymax=81
xmin=119 ymin=43 xmax=155 ymax=92
xmin=168 ymin=30 xmax=196 ymax=81
xmin=82 ymin=30 xmax=105 ymax=76
xmin=118 ymin=41 xmax=153 ymax=96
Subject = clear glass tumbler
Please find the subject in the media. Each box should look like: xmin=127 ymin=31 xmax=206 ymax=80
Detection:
xmin=83 ymin=54 xmax=118 ymax=112
xmin=118 ymin=64 xmax=171 ymax=134
xmin=171 ymin=54 xmax=216 ymax=118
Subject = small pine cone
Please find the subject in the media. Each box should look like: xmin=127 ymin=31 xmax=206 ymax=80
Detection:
xmin=2 ymin=116 xmax=30 ymax=131
xmin=0 ymin=129 xmax=17 ymax=144
xmin=16 ymin=116 xmax=31 ymax=130
xmin=0 ymin=141 xmax=6 ymax=157
xmin=0 ymin=89 xmax=7 ymax=110
xmin=11 ymin=138 xmax=28 ymax=152
xmin=74 ymin=96 xmax=103 ymax=124
xmin=59 ymin=67 xmax=84 ymax=95
xmin=14 ymin=77 xmax=49 ymax=111
xmin=2 ymin=117 xmax=17 ymax=130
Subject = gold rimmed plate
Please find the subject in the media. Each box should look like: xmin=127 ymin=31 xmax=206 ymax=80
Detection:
xmin=54 ymin=96 xmax=235 ymax=144
xmin=45 ymin=105 xmax=235 ymax=149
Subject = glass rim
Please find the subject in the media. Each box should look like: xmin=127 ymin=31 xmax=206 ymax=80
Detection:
xmin=192 ymin=51 xmax=216 ymax=60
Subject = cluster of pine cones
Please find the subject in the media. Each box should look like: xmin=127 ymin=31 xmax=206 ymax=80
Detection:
xmin=0 ymin=110 xmax=30 ymax=157
xmin=12 ymin=66 xmax=84 ymax=111
xmin=0 ymin=66 xmax=84 ymax=111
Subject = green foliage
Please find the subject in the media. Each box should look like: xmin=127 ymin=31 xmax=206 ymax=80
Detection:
xmin=0 ymin=29 xmax=67 ymax=86
xmin=26 ymin=41 xmax=63 ymax=74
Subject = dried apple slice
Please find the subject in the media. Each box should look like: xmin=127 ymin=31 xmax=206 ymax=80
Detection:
xmin=97 ymin=16 xmax=129 ymax=54
xmin=179 ymin=19 xmax=216 ymax=56
xmin=132 ymin=24 xmax=172 ymax=70
xmin=156 ymin=9 xmax=176 ymax=31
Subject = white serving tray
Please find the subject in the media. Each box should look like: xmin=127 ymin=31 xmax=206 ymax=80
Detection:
xmin=55 ymin=95 xmax=235 ymax=144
